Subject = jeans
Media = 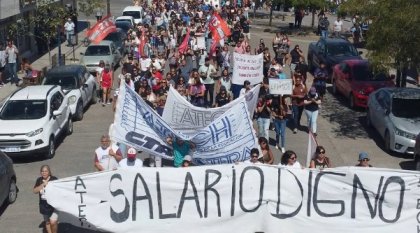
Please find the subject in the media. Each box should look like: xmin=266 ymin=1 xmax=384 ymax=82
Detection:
xmin=292 ymin=105 xmax=304 ymax=129
xmin=66 ymin=30 xmax=74 ymax=45
xmin=273 ymin=118 xmax=287 ymax=147
xmin=321 ymin=30 xmax=328 ymax=38
xmin=305 ymin=109 xmax=319 ymax=133
xmin=6 ymin=62 xmax=18 ymax=84
xmin=257 ymin=117 xmax=270 ymax=140
xmin=204 ymin=83 xmax=214 ymax=107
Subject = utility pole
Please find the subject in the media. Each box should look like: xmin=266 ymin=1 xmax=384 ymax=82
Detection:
xmin=107 ymin=0 xmax=110 ymax=15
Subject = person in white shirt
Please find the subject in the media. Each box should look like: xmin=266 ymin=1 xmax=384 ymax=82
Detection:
xmin=278 ymin=150 xmax=303 ymax=168
xmin=239 ymin=80 xmax=252 ymax=96
xmin=198 ymin=58 xmax=217 ymax=107
xmin=64 ymin=18 xmax=75 ymax=46
xmin=119 ymin=148 xmax=143 ymax=168
xmin=244 ymin=148 xmax=262 ymax=164
xmin=5 ymin=40 xmax=19 ymax=85
xmin=333 ymin=17 xmax=343 ymax=37
xmin=94 ymin=135 xmax=121 ymax=171
xmin=139 ymin=55 xmax=152 ymax=74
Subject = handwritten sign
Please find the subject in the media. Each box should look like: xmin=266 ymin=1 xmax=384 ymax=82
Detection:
xmin=269 ymin=78 xmax=293 ymax=95
xmin=232 ymin=53 xmax=264 ymax=85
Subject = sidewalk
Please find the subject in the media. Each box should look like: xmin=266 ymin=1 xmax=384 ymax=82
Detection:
xmin=0 ymin=22 xmax=91 ymax=101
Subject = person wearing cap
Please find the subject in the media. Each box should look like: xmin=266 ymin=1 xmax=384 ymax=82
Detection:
xmin=182 ymin=155 xmax=193 ymax=167
xmin=166 ymin=136 xmax=195 ymax=168
xmin=356 ymin=152 xmax=373 ymax=167
xmin=303 ymin=87 xmax=321 ymax=136
xmin=119 ymin=148 xmax=143 ymax=168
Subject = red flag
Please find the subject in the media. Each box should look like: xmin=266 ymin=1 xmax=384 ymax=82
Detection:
xmin=178 ymin=28 xmax=190 ymax=54
xmin=86 ymin=15 xmax=117 ymax=44
xmin=138 ymin=28 xmax=146 ymax=58
xmin=209 ymin=13 xmax=231 ymax=42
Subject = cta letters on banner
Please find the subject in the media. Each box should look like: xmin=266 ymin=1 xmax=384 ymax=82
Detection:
xmin=162 ymin=85 xmax=260 ymax=136
xmin=110 ymin=83 xmax=258 ymax=164
xmin=45 ymin=165 xmax=420 ymax=233
xmin=269 ymin=78 xmax=293 ymax=95
xmin=232 ymin=53 xmax=263 ymax=85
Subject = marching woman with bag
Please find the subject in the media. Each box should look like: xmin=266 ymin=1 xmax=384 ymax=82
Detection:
xmin=33 ymin=165 xmax=58 ymax=233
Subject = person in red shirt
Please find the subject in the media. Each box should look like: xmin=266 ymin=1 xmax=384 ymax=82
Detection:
xmin=101 ymin=65 xmax=113 ymax=106
xmin=151 ymin=67 xmax=163 ymax=92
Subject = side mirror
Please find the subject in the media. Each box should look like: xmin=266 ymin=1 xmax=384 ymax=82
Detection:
xmin=53 ymin=110 xmax=62 ymax=117
xmin=83 ymin=83 xmax=88 ymax=89
xmin=384 ymin=108 xmax=390 ymax=115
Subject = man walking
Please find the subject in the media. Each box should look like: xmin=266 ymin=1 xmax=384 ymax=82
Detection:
xmin=319 ymin=15 xmax=330 ymax=38
xmin=333 ymin=17 xmax=343 ymax=37
xmin=64 ymin=18 xmax=75 ymax=46
xmin=5 ymin=40 xmax=19 ymax=86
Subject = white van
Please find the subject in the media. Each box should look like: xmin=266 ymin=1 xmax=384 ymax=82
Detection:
xmin=122 ymin=6 xmax=144 ymax=24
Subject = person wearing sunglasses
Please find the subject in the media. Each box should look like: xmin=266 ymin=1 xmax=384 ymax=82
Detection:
xmin=309 ymin=146 xmax=331 ymax=169
xmin=279 ymin=150 xmax=302 ymax=168
xmin=356 ymin=152 xmax=373 ymax=167
xmin=245 ymin=148 xmax=262 ymax=164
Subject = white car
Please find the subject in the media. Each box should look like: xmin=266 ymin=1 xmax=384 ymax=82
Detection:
xmin=43 ymin=65 xmax=97 ymax=121
xmin=0 ymin=85 xmax=73 ymax=159
xmin=122 ymin=6 xmax=144 ymax=24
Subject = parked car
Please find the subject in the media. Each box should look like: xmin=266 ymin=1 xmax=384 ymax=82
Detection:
xmin=0 ymin=151 xmax=17 ymax=205
xmin=307 ymin=37 xmax=363 ymax=80
xmin=415 ymin=133 xmax=420 ymax=170
xmin=367 ymin=88 xmax=420 ymax=155
xmin=332 ymin=60 xmax=395 ymax=108
xmin=122 ymin=6 xmax=144 ymax=24
xmin=115 ymin=16 xmax=135 ymax=28
xmin=43 ymin=65 xmax=97 ymax=121
xmin=104 ymin=28 xmax=127 ymax=55
xmin=0 ymin=85 xmax=73 ymax=159
xmin=115 ymin=21 xmax=133 ymax=34
xmin=80 ymin=40 xmax=122 ymax=74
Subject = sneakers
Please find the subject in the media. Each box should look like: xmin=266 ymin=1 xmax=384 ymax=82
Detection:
xmin=281 ymin=147 xmax=285 ymax=153
xmin=106 ymin=101 xmax=112 ymax=105
xmin=275 ymin=145 xmax=279 ymax=150
xmin=293 ymin=128 xmax=297 ymax=134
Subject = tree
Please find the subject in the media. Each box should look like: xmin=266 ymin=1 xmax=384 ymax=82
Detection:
xmin=8 ymin=0 xmax=67 ymax=66
xmin=78 ymin=0 xmax=105 ymax=17
xmin=340 ymin=0 xmax=420 ymax=87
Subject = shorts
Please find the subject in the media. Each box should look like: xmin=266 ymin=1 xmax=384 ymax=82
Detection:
xmin=43 ymin=210 xmax=58 ymax=222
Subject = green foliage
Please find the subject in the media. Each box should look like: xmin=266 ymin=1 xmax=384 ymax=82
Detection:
xmin=340 ymin=0 xmax=420 ymax=70
xmin=78 ymin=0 xmax=105 ymax=17
xmin=290 ymin=0 xmax=327 ymax=9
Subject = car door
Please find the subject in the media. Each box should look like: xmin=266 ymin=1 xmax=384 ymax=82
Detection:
xmin=0 ymin=154 xmax=8 ymax=203
xmin=79 ymin=71 xmax=89 ymax=107
xmin=335 ymin=63 xmax=348 ymax=94
xmin=371 ymin=90 xmax=388 ymax=136
xmin=50 ymin=92 xmax=67 ymax=136
xmin=313 ymin=40 xmax=325 ymax=68
xmin=341 ymin=63 xmax=352 ymax=96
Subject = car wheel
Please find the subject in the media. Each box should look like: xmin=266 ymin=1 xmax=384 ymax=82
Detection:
xmin=90 ymin=87 xmax=98 ymax=104
xmin=75 ymin=101 xmax=84 ymax=121
xmin=332 ymin=80 xmax=338 ymax=95
xmin=45 ymin=136 xmax=55 ymax=159
xmin=8 ymin=179 xmax=17 ymax=204
xmin=66 ymin=117 xmax=73 ymax=135
xmin=384 ymin=131 xmax=392 ymax=154
xmin=349 ymin=93 xmax=356 ymax=109
xmin=366 ymin=109 xmax=372 ymax=128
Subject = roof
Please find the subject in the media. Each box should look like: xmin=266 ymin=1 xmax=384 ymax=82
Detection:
xmin=387 ymin=88 xmax=420 ymax=99
xmin=321 ymin=37 xmax=351 ymax=44
xmin=123 ymin=6 xmax=143 ymax=11
xmin=9 ymin=85 xmax=57 ymax=100
xmin=116 ymin=16 xmax=134 ymax=20
xmin=47 ymin=65 xmax=85 ymax=76
xmin=87 ymin=40 xmax=113 ymax=46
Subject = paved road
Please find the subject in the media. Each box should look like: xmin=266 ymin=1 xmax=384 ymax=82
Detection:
xmin=0 ymin=2 xmax=415 ymax=233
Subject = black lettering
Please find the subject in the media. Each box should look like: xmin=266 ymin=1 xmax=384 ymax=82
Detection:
xmin=78 ymin=205 xmax=86 ymax=218
xmin=417 ymin=212 xmax=420 ymax=224
xmin=109 ymin=174 xmax=130 ymax=223
xmin=313 ymin=172 xmax=346 ymax=217
xmin=239 ymin=166 xmax=264 ymax=213
xmin=417 ymin=225 xmax=420 ymax=233
xmin=271 ymin=168 xmax=303 ymax=219
xmin=230 ymin=166 xmax=236 ymax=216
xmin=132 ymin=173 xmax=153 ymax=220
xmin=156 ymin=172 xmax=176 ymax=219
xmin=126 ymin=131 xmax=146 ymax=146
xmin=204 ymin=169 xmax=222 ymax=217
xmin=351 ymin=175 xmax=384 ymax=218
xmin=379 ymin=176 xmax=405 ymax=223
xmin=74 ymin=176 xmax=86 ymax=190
xmin=142 ymin=136 xmax=160 ymax=149
xmin=76 ymin=191 xmax=86 ymax=203
xmin=307 ymin=170 xmax=313 ymax=216
xmin=177 ymin=172 xmax=203 ymax=218
xmin=417 ymin=199 xmax=420 ymax=209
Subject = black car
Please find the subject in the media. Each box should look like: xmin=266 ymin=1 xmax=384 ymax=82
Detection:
xmin=0 ymin=151 xmax=17 ymax=205
xmin=104 ymin=28 xmax=127 ymax=55
xmin=307 ymin=37 xmax=363 ymax=80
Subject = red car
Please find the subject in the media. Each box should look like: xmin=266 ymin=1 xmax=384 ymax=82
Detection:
xmin=332 ymin=60 xmax=394 ymax=108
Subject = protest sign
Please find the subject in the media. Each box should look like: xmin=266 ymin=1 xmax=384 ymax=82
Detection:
xmin=232 ymin=53 xmax=264 ymax=85
xmin=269 ymin=78 xmax=293 ymax=95
xmin=196 ymin=37 xmax=206 ymax=49
xmin=162 ymin=85 xmax=260 ymax=136
xmin=111 ymin=83 xmax=258 ymax=164
xmin=45 ymin=164 xmax=420 ymax=233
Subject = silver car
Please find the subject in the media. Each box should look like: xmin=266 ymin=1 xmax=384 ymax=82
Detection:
xmin=0 ymin=151 xmax=18 ymax=205
xmin=80 ymin=40 xmax=122 ymax=74
xmin=367 ymin=88 xmax=420 ymax=154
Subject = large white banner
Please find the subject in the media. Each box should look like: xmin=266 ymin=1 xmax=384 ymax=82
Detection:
xmin=162 ymin=85 xmax=260 ymax=136
xmin=232 ymin=53 xmax=264 ymax=85
xmin=269 ymin=78 xmax=293 ymax=95
xmin=45 ymin=165 xmax=420 ymax=233
xmin=111 ymin=83 xmax=258 ymax=164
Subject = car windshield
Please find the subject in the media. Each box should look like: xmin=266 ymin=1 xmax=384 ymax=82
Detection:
xmin=0 ymin=100 xmax=47 ymax=120
xmin=327 ymin=44 xmax=358 ymax=56
xmin=85 ymin=45 xmax=110 ymax=56
xmin=123 ymin=11 xmax=140 ymax=19
xmin=104 ymin=32 xmax=119 ymax=43
xmin=44 ymin=75 xmax=78 ymax=89
xmin=352 ymin=65 xmax=388 ymax=81
xmin=392 ymin=98 xmax=420 ymax=118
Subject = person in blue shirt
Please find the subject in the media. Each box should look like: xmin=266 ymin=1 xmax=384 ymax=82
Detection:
xmin=167 ymin=136 xmax=195 ymax=167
